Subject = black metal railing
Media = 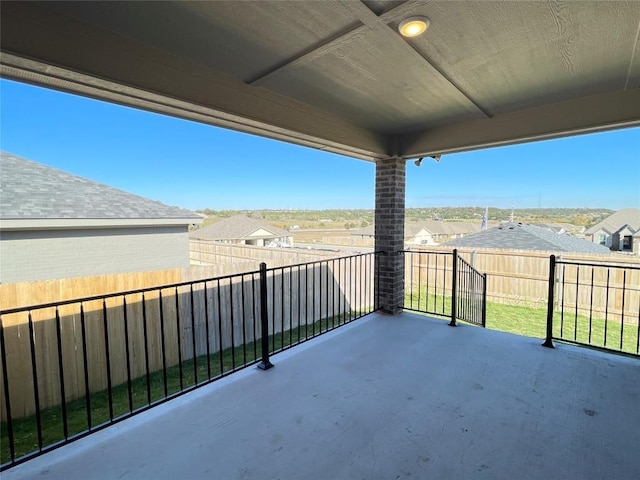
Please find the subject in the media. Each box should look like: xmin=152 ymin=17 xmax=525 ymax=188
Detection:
xmin=257 ymin=253 xmax=380 ymax=368
xmin=543 ymin=255 xmax=640 ymax=356
xmin=0 ymin=252 xmax=380 ymax=470
xmin=452 ymin=253 xmax=487 ymax=327
xmin=403 ymin=249 xmax=453 ymax=318
xmin=403 ymin=249 xmax=486 ymax=327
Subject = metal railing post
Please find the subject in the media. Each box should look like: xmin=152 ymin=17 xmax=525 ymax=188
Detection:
xmin=0 ymin=317 xmax=15 ymax=462
xmin=543 ymin=255 xmax=556 ymax=348
xmin=481 ymin=273 xmax=487 ymax=328
xmin=449 ymin=249 xmax=458 ymax=327
xmin=258 ymin=262 xmax=274 ymax=370
xmin=376 ymin=251 xmax=382 ymax=311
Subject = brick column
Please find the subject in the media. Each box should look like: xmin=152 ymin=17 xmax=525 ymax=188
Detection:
xmin=374 ymin=157 xmax=405 ymax=314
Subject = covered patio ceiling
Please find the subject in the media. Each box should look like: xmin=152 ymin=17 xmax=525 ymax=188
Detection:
xmin=1 ymin=0 xmax=639 ymax=161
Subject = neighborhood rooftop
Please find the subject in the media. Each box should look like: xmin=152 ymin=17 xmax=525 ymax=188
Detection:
xmin=446 ymin=222 xmax=611 ymax=254
xmin=0 ymin=152 xmax=200 ymax=220
xmin=189 ymin=214 xmax=290 ymax=240
xmin=584 ymin=208 xmax=640 ymax=235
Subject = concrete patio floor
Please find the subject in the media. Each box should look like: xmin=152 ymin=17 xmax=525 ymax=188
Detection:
xmin=5 ymin=312 xmax=639 ymax=480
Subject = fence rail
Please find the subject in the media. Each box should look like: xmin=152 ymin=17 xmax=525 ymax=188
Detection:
xmin=543 ymin=255 xmax=640 ymax=356
xmin=0 ymin=253 xmax=380 ymax=471
xmin=403 ymin=249 xmax=486 ymax=327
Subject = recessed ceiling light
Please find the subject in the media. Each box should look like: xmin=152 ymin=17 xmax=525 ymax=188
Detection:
xmin=398 ymin=16 xmax=430 ymax=37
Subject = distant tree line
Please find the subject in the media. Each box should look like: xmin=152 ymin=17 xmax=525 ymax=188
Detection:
xmin=196 ymin=207 xmax=614 ymax=229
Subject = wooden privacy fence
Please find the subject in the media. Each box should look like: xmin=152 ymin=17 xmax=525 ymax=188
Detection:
xmin=408 ymin=245 xmax=640 ymax=314
xmin=189 ymin=240 xmax=336 ymax=267
xmin=0 ymin=264 xmax=259 ymax=312
xmin=0 ymin=254 xmax=376 ymax=422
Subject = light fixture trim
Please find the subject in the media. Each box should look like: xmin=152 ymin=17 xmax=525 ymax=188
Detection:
xmin=398 ymin=16 xmax=430 ymax=37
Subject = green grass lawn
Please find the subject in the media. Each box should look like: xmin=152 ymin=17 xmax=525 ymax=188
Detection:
xmin=487 ymin=300 xmax=638 ymax=354
xmin=2 ymin=342 xmax=255 ymax=464
xmin=0 ymin=309 xmax=367 ymax=465
xmin=405 ymin=291 xmax=639 ymax=355
xmin=485 ymin=302 xmax=547 ymax=338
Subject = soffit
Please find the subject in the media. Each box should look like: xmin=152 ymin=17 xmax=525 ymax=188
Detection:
xmin=409 ymin=1 xmax=640 ymax=116
xmin=1 ymin=1 xmax=639 ymax=161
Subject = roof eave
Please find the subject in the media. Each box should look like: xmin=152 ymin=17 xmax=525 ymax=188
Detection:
xmin=0 ymin=218 xmax=203 ymax=230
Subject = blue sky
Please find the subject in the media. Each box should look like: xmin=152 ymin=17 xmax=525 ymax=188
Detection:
xmin=1 ymin=78 xmax=638 ymax=211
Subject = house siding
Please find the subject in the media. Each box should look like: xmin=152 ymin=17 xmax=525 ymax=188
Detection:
xmin=0 ymin=226 xmax=190 ymax=283
xmin=411 ymin=230 xmax=436 ymax=245
xmin=612 ymin=226 xmax=635 ymax=251
xmin=588 ymin=229 xmax=612 ymax=247
xmin=633 ymin=235 xmax=640 ymax=255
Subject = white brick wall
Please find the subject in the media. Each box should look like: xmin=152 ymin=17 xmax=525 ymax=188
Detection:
xmin=0 ymin=226 xmax=190 ymax=283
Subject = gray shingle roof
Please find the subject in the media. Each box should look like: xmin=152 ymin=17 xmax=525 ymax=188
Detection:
xmin=190 ymin=215 xmax=290 ymax=240
xmin=445 ymin=223 xmax=611 ymax=254
xmin=584 ymin=209 xmax=640 ymax=235
xmin=0 ymin=152 xmax=200 ymax=220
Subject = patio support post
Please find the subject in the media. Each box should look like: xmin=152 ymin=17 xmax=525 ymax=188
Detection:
xmin=374 ymin=157 xmax=405 ymax=314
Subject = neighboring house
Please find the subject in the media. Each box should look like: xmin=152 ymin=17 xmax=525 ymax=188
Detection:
xmin=0 ymin=152 xmax=202 ymax=283
xmin=612 ymin=224 xmax=636 ymax=252
xmin=445 ymin=222 xmax=610 ymax=255
xmin=419 ymin=221 xmax=481 ymax=244
xmin=405 ymin=223 xmax=432 ymax=245
xmin=190 ymin=215 xmax=293 ymax=246
xmin=633 ymin=230 xmax=640 ymax=255
xmin=351 ymin=222 xmax=481 ymax=246
xmin=584 ymin=208 xmax=640 ymax=252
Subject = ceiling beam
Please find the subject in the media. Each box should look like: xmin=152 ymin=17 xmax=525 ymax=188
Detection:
xmin=0 ymin=3 xmax=389 ymax=161
xmin=249 ymin=0 xmax=429 ymax=87
xmin=247 ymin=22 xmax=364 ymax=86
xmin=400 ymin=89 xmax=640 ymax=158
xmin=342 ymin=0 xmax=489 ymax=118
xmin=625 ymin=17 xmax=640 ymax=89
